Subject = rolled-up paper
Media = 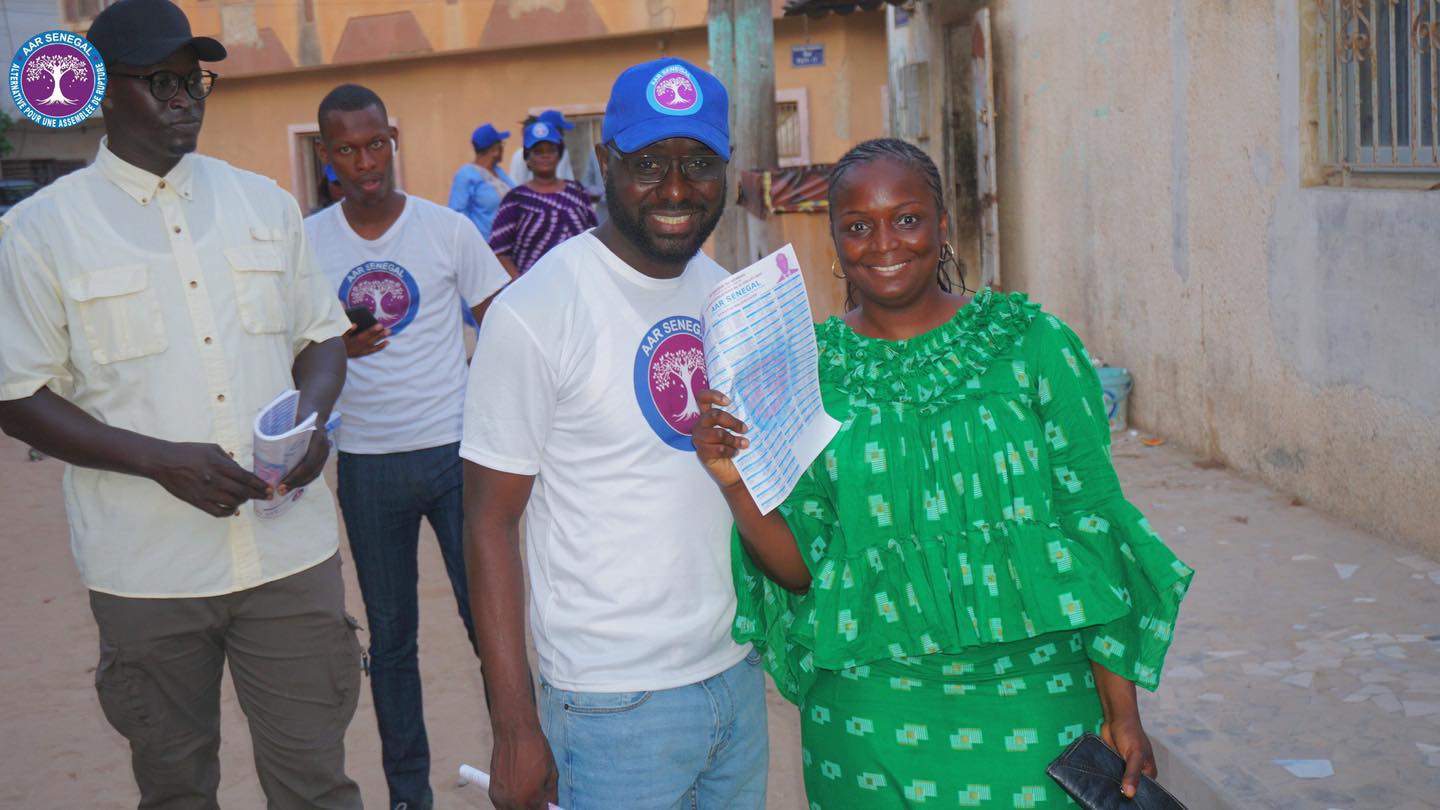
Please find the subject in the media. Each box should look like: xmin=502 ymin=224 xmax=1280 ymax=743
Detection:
xmin=458 ymin=764 xmax=564 ymax=810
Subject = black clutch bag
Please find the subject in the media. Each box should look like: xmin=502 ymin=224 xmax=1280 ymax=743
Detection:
xmin=1045 ymin=733 xmax=1188 ymax=810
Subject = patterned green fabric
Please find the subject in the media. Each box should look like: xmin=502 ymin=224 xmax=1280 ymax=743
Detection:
xmin=802 ymin=633 xmax=1102 ymax=808
xmin=731 ymin=290 xmax=1194 ymax=806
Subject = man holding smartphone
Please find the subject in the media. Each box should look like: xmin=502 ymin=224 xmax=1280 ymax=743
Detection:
xmin=304 ymin=83 xmax=509 ymax=810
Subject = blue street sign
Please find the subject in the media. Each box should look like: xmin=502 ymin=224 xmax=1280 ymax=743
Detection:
xmin=791 ymin=44 xmax=824 ymax=68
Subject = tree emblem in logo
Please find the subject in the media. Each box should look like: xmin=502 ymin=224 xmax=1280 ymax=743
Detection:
xmin=26 ymin=52 xmax=87 ymax=107
xmin=351 ymin=276 xmax=405 ymax=324
xmin=651 ymin=345 xmax=705 ymax=422
xmin=339 ymin=261 xmax=421 ymax=335
xmin=10 ymin=32 xmax=106 ymax=129
xmin=633 ymin=316 xmax=709 ymax=450
xmin=646 ymin=65 xmax=703 ymax=116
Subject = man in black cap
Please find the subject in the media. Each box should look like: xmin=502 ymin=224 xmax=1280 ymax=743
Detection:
xmin=0 ymin=1 xmax=363 ymax=807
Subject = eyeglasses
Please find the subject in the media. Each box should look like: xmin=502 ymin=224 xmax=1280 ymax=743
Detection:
xmin=605 ymin=144 xmax=726 ymax=184
xmin=111 ymin=69 xmax=219 ymax=101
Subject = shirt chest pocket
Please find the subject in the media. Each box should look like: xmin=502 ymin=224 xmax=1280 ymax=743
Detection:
xmin=63 ymin=265 xmax=168 ymax=365
xmin=226 ymin=243 xmax=288 ymax=334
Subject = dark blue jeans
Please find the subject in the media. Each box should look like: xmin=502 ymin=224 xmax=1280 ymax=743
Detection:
xmin=336 ymin=443 xmax=476 ymax=809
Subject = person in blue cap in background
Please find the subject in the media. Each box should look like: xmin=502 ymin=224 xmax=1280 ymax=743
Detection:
xmin=449 ymin=123 xmax=514 ymax=240
xmin=449 ymin=124 xmax=514 ymax=330
xmin=507 ymin=109 xmax=576 ymax=185
xmin=461 ymin=57 xmax=766 ymax=810
xmin=487 ymin=118 xmax=597 ymax=277
xmin=310 ymin=163 xmax=345 ymax=215
xmin=508 ymin=108 xmax=607 ymax=224
xmin=324 ymin=163 xmax=345 ymax=204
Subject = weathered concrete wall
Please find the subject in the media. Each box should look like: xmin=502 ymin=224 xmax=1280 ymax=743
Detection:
xmin=988 ymin=0 xmax=1440 ymax=550
xmin=883 ymin=2 xmax=991 ymax=293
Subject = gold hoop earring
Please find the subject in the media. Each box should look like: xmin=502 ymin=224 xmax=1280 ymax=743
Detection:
xmin=831 ymin=258 xmax=846 ymax=279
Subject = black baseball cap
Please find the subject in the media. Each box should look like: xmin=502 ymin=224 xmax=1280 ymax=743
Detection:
xmin=87 ymin=0 xmax=227 ymax=67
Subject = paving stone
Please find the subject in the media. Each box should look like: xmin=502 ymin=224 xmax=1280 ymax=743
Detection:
xmin=1372 ymin=694 xmax=1404 ymax=713
xmin=1396 ymin=555 xmax=1438 ymax=572
xmin=1402 ymin=702 xmax=1440 ymax=719
xmin=1281 ymin=672 xmax=1314 ymax=689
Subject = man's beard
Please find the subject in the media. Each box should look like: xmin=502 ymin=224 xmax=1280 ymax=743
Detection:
xmin=603 ymin=173 xmax=724 ymax=265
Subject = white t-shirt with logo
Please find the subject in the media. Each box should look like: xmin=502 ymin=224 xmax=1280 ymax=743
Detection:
xmin=307 ymin=194 xmax=508 ymax=454
xmin=460 ymin=231 xmax=748 ymax=692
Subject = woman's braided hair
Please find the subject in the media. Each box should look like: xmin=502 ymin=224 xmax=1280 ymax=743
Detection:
xmin=826 ymin=138 xmax=967 ymax=307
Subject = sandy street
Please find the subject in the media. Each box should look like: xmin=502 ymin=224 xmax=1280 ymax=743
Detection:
xmin=13 ymin=423 xmax=1434 ymax=808
xmin=0 ymin=433 xmax=807 ymax=809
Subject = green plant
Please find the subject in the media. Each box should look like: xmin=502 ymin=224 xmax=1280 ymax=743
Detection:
xmin=0 ymin=111 xmax=14 ymax=158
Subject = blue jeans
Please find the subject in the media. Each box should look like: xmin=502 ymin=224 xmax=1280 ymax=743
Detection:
xmin=539 ymin=651 xmax=769 ymax=810
xmin=336 ymin=443 xmax=476 ymax=808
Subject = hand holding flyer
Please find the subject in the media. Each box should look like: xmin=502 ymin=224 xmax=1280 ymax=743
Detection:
xmin=701 ymin=244 xmax=839 ymax=514
xmin=251 ymin=389 xmax=338 ymax=520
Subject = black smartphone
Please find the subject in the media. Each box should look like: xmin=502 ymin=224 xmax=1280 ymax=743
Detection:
xmin=345 ymin=305 xmax=378 ymax=332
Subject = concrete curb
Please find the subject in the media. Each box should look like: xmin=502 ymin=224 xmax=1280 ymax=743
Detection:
xmin=1151 ymin=734 xmax=1237 ymax=809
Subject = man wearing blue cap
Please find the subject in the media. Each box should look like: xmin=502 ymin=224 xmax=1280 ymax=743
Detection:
xmin=449 ymin=123 xmax=514 ymax=240
xmin=461 ymin=58 xmax=767 ymax=810
xmin=0 ymin=0 xmax=362 ymax=807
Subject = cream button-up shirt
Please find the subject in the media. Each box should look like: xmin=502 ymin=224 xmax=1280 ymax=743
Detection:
xmin=0 ymin=141 xmax=350 ymax=597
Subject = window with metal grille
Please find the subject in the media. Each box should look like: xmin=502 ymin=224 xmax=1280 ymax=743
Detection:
xmin=1320 ymin=0 xmax=1440 ymax=173
xmin=1 ymin=159 xmax=86 ymax=188
xmin=777 ymin=101 xmax=802 ymax=161
xmin=775 ymin=89 xmax=810 ymax=166
xmin=560 ymin=113 xmax=604 ymax=185
xmin=893 ymin=62 xmax=931 ymax=143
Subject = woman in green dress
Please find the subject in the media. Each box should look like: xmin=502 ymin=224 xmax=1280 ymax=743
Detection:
xmin=693 ymin=138 xmax=1194 ymax=808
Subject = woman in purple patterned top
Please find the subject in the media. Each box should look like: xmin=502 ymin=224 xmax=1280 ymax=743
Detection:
xmin=489 ymin=119 xmax=598 ymax=276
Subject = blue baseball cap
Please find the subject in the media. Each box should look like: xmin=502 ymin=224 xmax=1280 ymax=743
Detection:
xmin=523 ymin=119 xmax=564 ymax=150
xmin=536 ymin=109 xmax=575 ymax=131
xmin=322 ymin=164 xmax=337 ymax=183
xmin=470 ymin=123 xmax=510 ymax=151
xmin=602 ymin=58 xmax=730 ymax=160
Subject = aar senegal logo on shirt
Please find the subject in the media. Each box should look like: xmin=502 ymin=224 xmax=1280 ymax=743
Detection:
xmin=633 ymin=316 xmax=708 ymax=450
xmin=339 ymin=261 xmax=421 ymax=335
xmin=9 ymin=31 xmax=106 ymax=129
xmin=646 ymin=64 xmax=702 ymax=116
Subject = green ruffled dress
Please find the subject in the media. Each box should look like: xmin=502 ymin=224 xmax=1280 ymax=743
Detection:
xmin=732 ymin=291 xmax=1194 ymax=808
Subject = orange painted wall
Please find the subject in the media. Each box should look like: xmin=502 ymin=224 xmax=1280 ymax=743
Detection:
xmin=196 ymin=13 xmax=888 ymax=209
xmin=175 ymin=0 xmax=717 ymax=74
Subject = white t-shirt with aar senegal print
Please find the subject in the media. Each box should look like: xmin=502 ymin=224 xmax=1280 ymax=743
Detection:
xmin=460 ymin=230 xmax=749 ymax=692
